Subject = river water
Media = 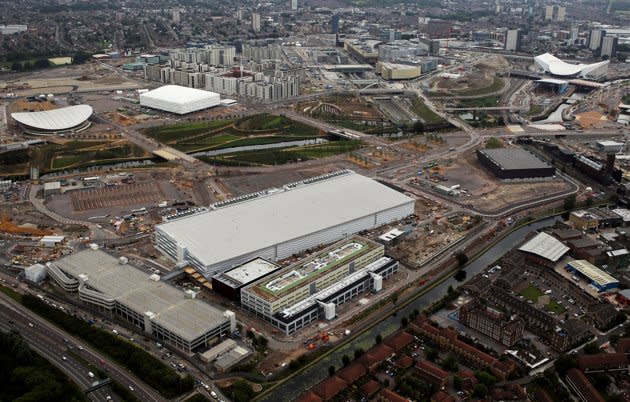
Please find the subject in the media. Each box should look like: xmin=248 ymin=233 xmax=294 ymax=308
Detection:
xmin=192 ymin=138 xmax=328 ymax=157
xmin=260 ymin=216 xmax=562 ymax=402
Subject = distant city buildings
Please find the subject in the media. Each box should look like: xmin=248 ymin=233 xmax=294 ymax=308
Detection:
xmin=545 ymin=5 xmax=566 ymax=22
xmin=505 ymin=29 xmax=521 ymax=52
xmin=589 ymin=29 xmax=604 ymax=51
xmin=291 ymin=0 xmax=298 ymax=11
xmin=331 ymin=15 xmax=340 ymax=34
xmin=601 ymin=36 xmax=618 ymax=58
xmin=252 ymin=13 xmax=261 ymax=32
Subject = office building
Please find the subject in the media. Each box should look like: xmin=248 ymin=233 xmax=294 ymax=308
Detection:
xmin=47 ymin=248 xmax=234 ymax=352
xmin=0 ymin=25 xmax=27 ymax=34
xmin=331 ymin=15 xmax=340 ymax=34
xmin=252 ymin=13 xmax=261 ymax=32
xmin=590 ymin=29 xmax=604 ymax=51
xmin=291 ymin=0 xmax=298 ymax=10
xmin=601 ymin=36 xmax=618 ymax=58
xmin=505 ymin=29 xmax=521 ymax=51
xmin=240 ymin=236 xmax=399 ymax=334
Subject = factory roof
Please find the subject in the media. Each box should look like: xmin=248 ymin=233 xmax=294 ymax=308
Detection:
xmin=566 ymin=259 xmax=619 ymax=289
xmin=156 ymin=171 xmax=413 ymax=268
xmin=478 ymin=148 xmax=552 ymax=170
xmin=11 ymin=105 xmax=93 ymax=131
xmin=139 ymin=85 xmax=219 ymax=106
xmin=519 ymin=232 xmax=570 ymax=262
xmin=214 ymin=258 xmax=279 ymax=288
xmin=52 ymin=249 xmax=227 ymax=341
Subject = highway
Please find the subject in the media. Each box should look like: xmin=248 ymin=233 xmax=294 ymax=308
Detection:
xmin=0 ymin=291 xmax=165 ymax=402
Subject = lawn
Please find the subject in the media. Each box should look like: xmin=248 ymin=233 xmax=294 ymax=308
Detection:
xmin=411 ymin=97 xmax=447 ymax=125
xmin=520 ymin=284 xmax=543 ymax=302
xmin=148 ymin=114 xmax=323 ymax=154
xmin=545 ymin=300 xmax=567 ymax=315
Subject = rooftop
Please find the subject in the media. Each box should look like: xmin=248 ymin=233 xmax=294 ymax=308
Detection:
xmin=214 ymin=258 xmax=279 ymax=288
xmin=157 ymin=170 xmax=413 ymax=269
xmin=566 ymin=259 xmax=618 ymax=288
xmin=248 ymin=236 xmax=382 ymax=302
xmin=519 ymin=232 xmax=570 ymax=262
xmin=52 ymin=249 xmax=227 ymax=341
xmin=478 ymin=148 xmax=552 ymax=170
xmin=139 ymin=85 xmax=220 ymax=105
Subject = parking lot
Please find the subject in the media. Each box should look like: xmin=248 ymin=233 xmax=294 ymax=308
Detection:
xmin=70 ymin=183 xmax=165 ymax=211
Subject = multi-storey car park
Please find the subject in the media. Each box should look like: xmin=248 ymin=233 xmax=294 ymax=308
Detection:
xmin=240 ymin=236 xmax=399 ymax=334
xmin=155 ymin=170 xmax=415 ymax=278
xmin=47 ymin=246 xmax=235 ymax=353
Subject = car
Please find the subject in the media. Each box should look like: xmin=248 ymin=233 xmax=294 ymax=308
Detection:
xmin=105 ymin=396 xmax=111 ymax=401
xmin=28 ymin=322 xmax=34 ymax=328
xmin=128 ymin=385 xmax=134 ymax=392
xmin=88 ymin=371 xmax=95 ymax=378
xmin=78 ymin=345 xmax=84 ymax=351
xmin=211 ymin=391 xmax=217 ymax=398
xmin=61 ymin=356 xmax=67 ymax=361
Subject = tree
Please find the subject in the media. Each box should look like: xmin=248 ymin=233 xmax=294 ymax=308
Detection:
xmin=456 ymin=252 xmax=468 ymax=267
xmin=342 ymin=354 xmax=351 ymax=366
xmin=328 ymin=365 xmax=336 ymax=376
xmin=354 ymin=348 xmax=365 ymax=359
xmin=453 ymin=375 xmax=463 ymax=390
xmin=554 ymin=354 xmax=577 ymax=376
xmin=472 ymin=383 xmax=488 ymax=398
xmin=485 ymin=137 xmax=503 ymax=149
xmin=425 ymin=347 xmax=439 ymax=362
xmin=583 ymin=342 xmax=601 ymax=354
xmin=440 ymin=354 xmax=458 ymax=372
xmin=413 ymin=120 xmax=424 ymax=133
xmin=401 ymin=317 xmax=409 ymax=327
xmin=375 ymin=334 xmax=383 ymax=344
xmin=563 ymin=194 xmax=577 ymax=211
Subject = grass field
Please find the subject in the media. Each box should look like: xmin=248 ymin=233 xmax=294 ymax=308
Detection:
xmin=411 ymin=97 xmax=448 ymax=125
xmin=520 ymin=284 xmax=543 ymax=302
xmin=144 ymin=114 xmax=324 ymax=154
xmin=545 ymin=300 xmax=566 ymax=315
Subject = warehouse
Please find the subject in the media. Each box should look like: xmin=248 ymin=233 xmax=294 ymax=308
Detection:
xmin=47 ymin=247 xmax=234 ymax=352
xmin=212 ymin=258 xmax=280 ymax=300
xmin=565 ymin=260 xmax=619 ymax=292
xmin=139 ymin=85 xmax=220 ymax=114
xmin=155 ymin=170 xmax=414 ymax=277
xmin=240 ymin=236 xmax=399 ymax=334
xmin=518 ymin=232 xmax=570 ymax=266
xmin=477 ymin=148 xmax=555 ymax=179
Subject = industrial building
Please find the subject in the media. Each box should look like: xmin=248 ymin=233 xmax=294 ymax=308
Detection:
xmin=11 ymin=105 xmax=93 ymax=135
xmin=534 ymin=53 xmax=609 ymax=79
xmin=518 ymin=232 xmax=570 ymax=266
xmin=376 ymin=62 xmax=422 ymax=80
xmin=211 ymin=258 xmax=280 ymax=300
xmin=47 ymin=247 xmax=234 ymax=352
xmin=155 ymin=170 xmax=414 ymax=277
xmin=476 ymin=148 xmax=555 ymax=179
xmin=139 ymin=85 xmax=220 ymax=114
xmin=240 ymin=236 xmax=399 ymax=334
xmin=565 ymin=260 xmax=619 ymax=292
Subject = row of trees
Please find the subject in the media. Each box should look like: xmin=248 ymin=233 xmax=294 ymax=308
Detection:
xmin=21 ymin=295 xmax=193 ymax=398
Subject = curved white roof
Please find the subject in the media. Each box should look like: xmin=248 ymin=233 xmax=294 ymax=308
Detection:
xmin=534 ymin=53 xmax=609 ymax=78
xmin=12 ymin=105 xmax=93 ymax=131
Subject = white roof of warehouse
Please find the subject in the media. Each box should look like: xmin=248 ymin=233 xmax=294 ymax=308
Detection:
xmin=140 ymin=85 xmax=219 ymax=106
xmin=519 ymin=232 xmax=570 ymax=262
xmin=12 ymin=105 xmax=93 ymax=131
xmin=157 ymin=171 xmax=414 ymax=268
xmin=566 ymin=259 xmax=618 ymax=288
xmin=52 ymin=249 xmax=228 ymax=341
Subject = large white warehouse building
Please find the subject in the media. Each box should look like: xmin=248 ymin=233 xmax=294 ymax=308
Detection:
xmin=155 ymin=170 xmax=415 ymax=277
xmin=139 ymin=85 xmax=220 ymax=114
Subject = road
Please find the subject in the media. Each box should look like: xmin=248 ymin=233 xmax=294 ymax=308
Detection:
xmin=0 ymin=291 xmax=165 ymax=402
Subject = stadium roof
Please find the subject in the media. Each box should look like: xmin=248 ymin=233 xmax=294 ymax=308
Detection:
xmin=52 ymin=249 xmax=227 ymax=341
xmin=11 ymin=105 xmax=93 ymax=131
xmin=156 ymin=171 xmax=414 ymax=269
xmin=478 ymin=148 xmax=552 ymax=170
xmin=519 ymin=232 xmax=570 ymax=262
xmin=534 ymin=53 xmax=609 ymax=78
xmin=566 ymin=260 xmax=619 ymax=288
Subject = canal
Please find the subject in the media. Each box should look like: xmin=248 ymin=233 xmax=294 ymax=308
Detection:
xmin=259 ymin=216 xmax=562 ymax=402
